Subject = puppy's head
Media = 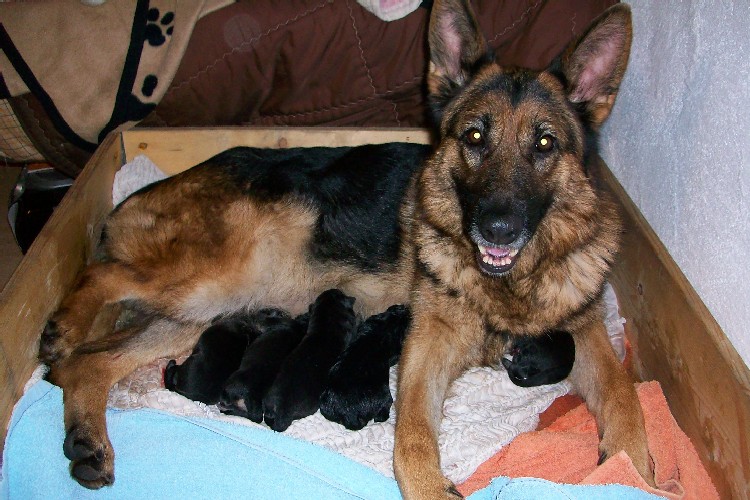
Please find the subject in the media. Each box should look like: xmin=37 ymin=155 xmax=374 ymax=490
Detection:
xmin=163 ymin=322 xmax=250 ymax=404
xmin=501 ymin=330 xmax=575 ymax=387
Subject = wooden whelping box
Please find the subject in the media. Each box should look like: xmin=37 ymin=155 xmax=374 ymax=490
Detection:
xmin=0 ymin=127 xmax=747 ymax=498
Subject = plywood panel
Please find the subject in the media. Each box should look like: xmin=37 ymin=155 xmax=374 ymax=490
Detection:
xmin=600 ymin=158 xmax=750 ymax=500
xmin=0 ymin=134 xmax=122 ymax=445
xmin=122 ymin=127 xmax=432 ymax=174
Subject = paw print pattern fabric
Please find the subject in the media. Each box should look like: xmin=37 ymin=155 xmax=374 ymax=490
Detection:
xmin=0 ymin=0 xmax=232 ymax=149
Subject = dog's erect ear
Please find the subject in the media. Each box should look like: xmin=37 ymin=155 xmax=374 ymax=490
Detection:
xmin=552 ymin=4 xmax=632 ymax=129
xmin=427 ymin=0 xmax=490 ymax=115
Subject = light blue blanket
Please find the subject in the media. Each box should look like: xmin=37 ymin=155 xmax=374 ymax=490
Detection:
xmin=1 ymin=381 xmax=661 ymax=499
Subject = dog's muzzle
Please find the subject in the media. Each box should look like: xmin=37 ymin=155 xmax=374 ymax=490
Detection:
xmin=471 ymin=212 xmax=527 ymax=276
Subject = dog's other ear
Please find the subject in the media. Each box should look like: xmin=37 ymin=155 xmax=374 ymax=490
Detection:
xmin=551 ymin=4 xmax=632 ymax=129
xmin=427 ymin=0 xmax=490 ymax=118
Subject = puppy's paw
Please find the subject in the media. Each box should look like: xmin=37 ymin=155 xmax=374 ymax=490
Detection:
xmin=320 ymin=385 xmax=393 ymax=430
xmin=319 ymin=387 xmax=361 ymax=430
xmin=262 ymin=398 xmax=294 ymax=432
xmin=219 ymin=381 xmax=264 ymax=423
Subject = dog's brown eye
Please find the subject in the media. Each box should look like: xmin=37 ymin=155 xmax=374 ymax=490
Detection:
xmin=535 ymin=134 xmax=555 ymax=153
xmin=464 ymin=128 xmax=484 ymax=146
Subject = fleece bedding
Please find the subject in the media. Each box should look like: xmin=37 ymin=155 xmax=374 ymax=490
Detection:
xmin=1 ymin=380 xmax=663 ymax=500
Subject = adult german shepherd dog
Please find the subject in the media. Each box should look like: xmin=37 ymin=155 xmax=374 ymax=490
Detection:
xmin=40 ymin=0 xmax=651 ymax=496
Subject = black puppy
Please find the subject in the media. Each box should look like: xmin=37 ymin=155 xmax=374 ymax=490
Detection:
xmin=218 ymin=309 xmax=309 ymax=423
xmin=320 ymin=304 xmax=410 ymax=430
xmin=501 ymin=330 xmax=576 ymax=387
xmin=263 ymin=289 xmax=357 ymax=432
xmin=163 ymin=315 xmax=260 ymax=404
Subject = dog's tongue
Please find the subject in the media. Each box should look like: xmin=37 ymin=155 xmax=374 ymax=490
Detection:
xmin=485 ymin=247 xmax=510 ymax=258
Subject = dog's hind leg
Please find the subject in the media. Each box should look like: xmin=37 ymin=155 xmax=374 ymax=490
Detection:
xmin=569 ymin=319 xmax=654 ymax=486
xmin=47 ymin=317 xmax=204 ymax=489
xmin=40 ymin=262 xmax=152 ymax=364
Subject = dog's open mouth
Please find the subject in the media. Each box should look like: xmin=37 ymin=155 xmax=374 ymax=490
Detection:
xmin=476 ymin=244 xmax=519 ymax=276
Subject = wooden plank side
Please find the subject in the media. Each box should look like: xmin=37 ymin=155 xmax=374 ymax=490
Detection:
xmin=122 ymin=127 xmax=433 ymax=174
xmin=0 ymin=134 xmax=122 ymax=449
xmin=600 ymin=158 xmax=750 ymax=500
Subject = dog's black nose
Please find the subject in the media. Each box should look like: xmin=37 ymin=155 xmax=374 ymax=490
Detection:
xmin=478 ymin=213 xmax=523 ymax=245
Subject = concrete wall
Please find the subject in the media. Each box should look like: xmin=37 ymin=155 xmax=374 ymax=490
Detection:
xmin=600 ymin=1 xmax=750 ymax=368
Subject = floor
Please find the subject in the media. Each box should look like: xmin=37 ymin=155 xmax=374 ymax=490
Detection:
xmin=0 ymin=166 xmax=25 ymax=290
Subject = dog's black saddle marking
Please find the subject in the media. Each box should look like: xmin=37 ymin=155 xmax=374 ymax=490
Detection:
xmin=210 ymin=143 xmax=431 ymax=271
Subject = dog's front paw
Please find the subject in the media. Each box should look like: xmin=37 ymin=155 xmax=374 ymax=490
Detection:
xmin=600 ymin=427 xmax=654 ymax=487
xmin=412 ymin=479 xmax=465 ymax=499
xmin=445 ymin=483 xmax=464 ymax=498
xmin=63 ymin=425 xmax=115 ymax=489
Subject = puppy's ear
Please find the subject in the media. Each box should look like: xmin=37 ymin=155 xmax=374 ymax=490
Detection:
xmin=427 ymin=0 xmax=491 ymax=119
xmin=550 ymin=4 xmax=632 ymax=129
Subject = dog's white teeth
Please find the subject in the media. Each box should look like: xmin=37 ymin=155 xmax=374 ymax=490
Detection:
xmin=509 ymin=248 xmax=518 ymax=257
xmin=478 ymin=245 xmax=488 ymax=256
xmin=482 ymin=253 xmax=514 ymax=268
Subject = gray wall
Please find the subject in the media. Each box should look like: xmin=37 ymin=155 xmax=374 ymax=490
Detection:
xmin=600 ymin=1 xmax=750 ymax=368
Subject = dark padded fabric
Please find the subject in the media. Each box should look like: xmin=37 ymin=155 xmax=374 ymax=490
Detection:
xmin=14 ymin=0 xmax=617 ymax=174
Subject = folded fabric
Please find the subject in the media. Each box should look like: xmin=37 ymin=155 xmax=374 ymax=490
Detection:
xmin=0 ymin=0 xmax=232 ymax=148
xmin=468 ymin=476 xmax=663 ymax=500
xmin=458 ymin=381 xmax=720 ymax=500
xmin=2 ymin=380 xmax=664 ymax=500
xmin=1 ymin=380 xmax=399 ymax=500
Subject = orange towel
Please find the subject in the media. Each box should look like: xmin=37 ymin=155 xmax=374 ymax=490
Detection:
xmin=458 ymin=381 xmax=718 ymax=500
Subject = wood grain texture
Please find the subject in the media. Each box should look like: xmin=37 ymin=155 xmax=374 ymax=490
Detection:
xmin=600 ymin=157 xmax=750 ymax=500
xmin=122 ymin=127 xmax=433 ymax=175
xmin=0 ymin=134 xmax=121 ymax=447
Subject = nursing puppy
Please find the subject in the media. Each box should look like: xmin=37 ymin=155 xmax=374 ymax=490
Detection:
xmin=218 ymin=309 xmax=308 ymax=422
xmin=320 ymin=304 xmax=410 ymax=430
xmin=163 ymin=314 xmax=259 ymax=404
xmin=41 ymin=141 xmax=429 ymax=489
xmin=40 ymin=1 xmax=649 ymax=494
xmin=263 ymin=289 xmax=357 ymax=432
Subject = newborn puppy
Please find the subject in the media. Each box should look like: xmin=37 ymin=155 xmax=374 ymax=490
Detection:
xmin=263 ymin=289 xmax=357 ymax=432
xmin=164 ymin=315 xmax=259 ymax=404
xmin=218 ymin=309 xmax=309 ymax=423
xmin=501 ymin=330 xmax=576 ymax=387
xmin=320 ymin=304 xmax=410 ymax=430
